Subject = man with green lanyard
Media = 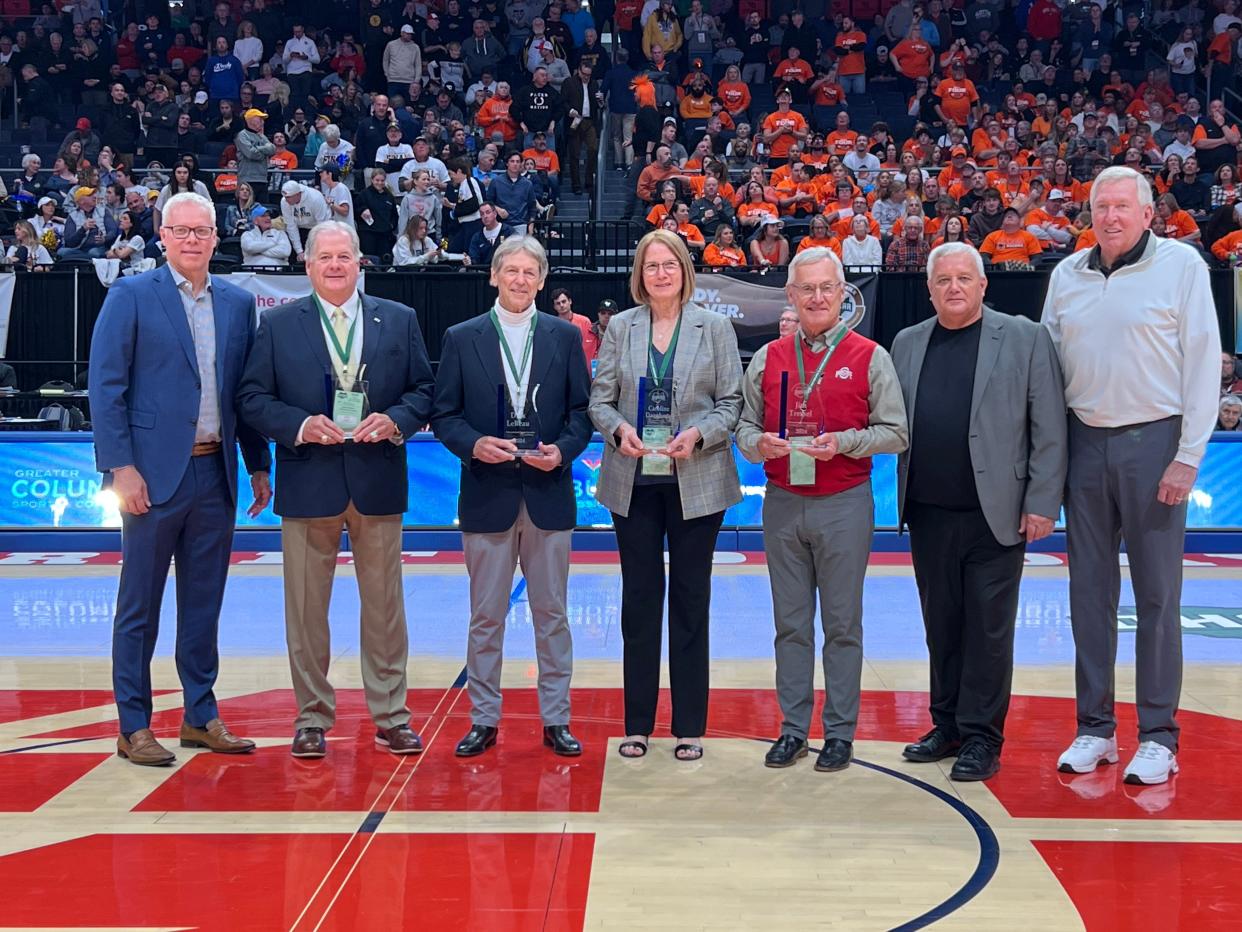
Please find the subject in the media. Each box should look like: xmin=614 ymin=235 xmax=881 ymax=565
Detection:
xmin=431 ymin=234 xmax=592 ymax=758
xmin=736 ymin=247 xmax=909 ymax=772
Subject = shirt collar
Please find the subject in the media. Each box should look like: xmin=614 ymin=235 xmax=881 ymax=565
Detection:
xmin=315 ymin=290 xmax=361 ymax=320
xmin=798 ymin=318 xmax=847 ymax=351
xmin=1087 ymin=229 xmax=1151 ymax=276
xmin=169 ymin=264 xmax=211 ymax=298
xmin=493 ymin=299 xmax=537 ymax=326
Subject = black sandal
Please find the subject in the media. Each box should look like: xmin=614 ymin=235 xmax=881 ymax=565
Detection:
xmin=618 ymin=736 xmax=649 ymax=758
xmin=674 ymin=741 xmax=703 ymax=761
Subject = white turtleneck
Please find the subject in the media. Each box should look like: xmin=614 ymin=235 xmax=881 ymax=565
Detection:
xmin=495 ymin=300 xmax=537 ymax=410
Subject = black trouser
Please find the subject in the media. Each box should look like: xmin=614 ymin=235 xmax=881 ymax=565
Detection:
xmin=905 ymin=501 xmax=1026 ymax=751
xmin=612 ymin=482 xmax=724 ymax=738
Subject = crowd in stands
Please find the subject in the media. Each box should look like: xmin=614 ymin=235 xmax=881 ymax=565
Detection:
xmin=0 ymin=0 xmax=1237 ymax=271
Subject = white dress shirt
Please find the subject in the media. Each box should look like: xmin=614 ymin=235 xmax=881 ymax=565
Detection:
xmin=296 ymin=291 xmax=363 ymax=444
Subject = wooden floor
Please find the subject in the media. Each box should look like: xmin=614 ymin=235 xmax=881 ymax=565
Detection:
xmin=1 ymin=553 xmax=1240 ymax=931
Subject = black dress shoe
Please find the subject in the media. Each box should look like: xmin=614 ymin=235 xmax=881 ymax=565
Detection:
xmin=902 ymin=727 xmax=962 ymax=763
xmin=455 ymin=724 xmax=498 ymax=757
xmin=950 ymin=740 xmax=1001 ymax=782
xmin=542 ymin=725 xmax=583 ymax=756
xmin=764 ymin=734 xmax=808 ymax=768
xmin=815 ymin=738 xmax=853 ymax=772
xmin=291 ymin=727 xmax=326 ymax=759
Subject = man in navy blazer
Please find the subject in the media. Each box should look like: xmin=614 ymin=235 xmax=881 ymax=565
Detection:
xmin=432 ymin=234 xmax=592 ymax=758
xmin=237 ymin=221 xmax=435 ymax=760
xmin=89 ymin=191 xmax=272 ymax=767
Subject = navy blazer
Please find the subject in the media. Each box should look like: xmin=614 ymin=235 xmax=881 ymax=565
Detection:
xmin=236 ymin=293 xmax=435 ymax=518
xmin=88 ymin=263 xmax=271 ymax=506
xmin=431 ymin=310 xmax=592 ymax=533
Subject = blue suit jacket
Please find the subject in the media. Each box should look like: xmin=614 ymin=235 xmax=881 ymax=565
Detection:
xmin=431 ymin=310 xmax=592 ymax=533
xmin=88 ymin=264 xmax=271 ymax=506
xmin=236 ymin=293 xmax=435 ymax=518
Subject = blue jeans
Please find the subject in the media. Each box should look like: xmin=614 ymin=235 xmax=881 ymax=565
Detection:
xmin=839 ymin=73 xmax=865 ymax=95
xmin=58 ymin=245 xmax=107 ymax=260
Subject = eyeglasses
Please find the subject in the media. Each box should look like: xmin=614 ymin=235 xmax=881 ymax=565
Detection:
xmin=642 ymin=260 xmax=682 ymax=275
xmin=162 ymin=225 xmax=215 ymax=240
xmin=789 ymin=281 xmax=842 ymax=298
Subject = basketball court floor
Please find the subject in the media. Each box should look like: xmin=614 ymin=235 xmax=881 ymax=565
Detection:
xmin=1 ymin=549 xmax=1241 ymax=931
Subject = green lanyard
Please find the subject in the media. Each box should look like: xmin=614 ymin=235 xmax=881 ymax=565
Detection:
xmin=314 ymin=294 xmax=359 ymax=370
xmin=795 ymin=324 xmax=849 ymax=398
xmin=647 ymin=313 xmax=682 ymax=388
xmin=490 ymin=307 xmax=537 ymax=391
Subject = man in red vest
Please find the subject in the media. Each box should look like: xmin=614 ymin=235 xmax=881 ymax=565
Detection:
xmin=736 ymin=248 xmax=909 ymax=772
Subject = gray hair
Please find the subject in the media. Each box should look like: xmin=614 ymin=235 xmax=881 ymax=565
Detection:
xmin=1090 ymin=165 xmax=1153 ymax=210
xmin=491 ymin=234 xmax=548 ymax=279
xmin=323 ymin=123 xmax=342 ymax=143
xmin=926 ymin=241 xmax=985 ymax=280
xmin=162 ymin=191 xmax=216 ymax=226
xmin=305 ymin=219 xmax=361 ymax=259
xmin=1221 ymin=394 xmax=1242 ymax=412
xmin=21 ymin=152 xmax=40 ymax=171
xmin=787 ymin=245 xmax=844 ymax=282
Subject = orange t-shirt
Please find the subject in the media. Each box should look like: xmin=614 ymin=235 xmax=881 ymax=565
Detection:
xmin=832 ymin=212 xmax=879 ymax=239
xmin=834 ymin=30 xmax=867 ymax=75
xmin=1024 ymin=208 xmax=1072 ymax=233
xmin=646 ymin=203 xmax=672 ymax=226
xmin=1208 ymin=31 xmax=1234 ymax=64
xmin=1211 ymin=228 xmax=1242 ymax=260
xmin=892 ymin=38 xmax=933 ymax=78
xmin=680 ymin=93 xmax=715 ymax=120
xmin=995 ymin=177 xmax=1030 ymax=206
xmin=737 ymin=200 xmax=780 ymax=224
xmin=980 ymin=229 xmax=1043 ymax=262
xmin=813 ymin=81 xmax=847 ymax=107
xmin=763 ymin=110 xmax=808 ymax=159
xmin=270 ymin=149 xmax=299 ymax=170
xmin=935 ymin=79 xmax=979 ymax=125
xmin=775 ymin=179 xmax=818 ymax=214
xmin=796 ymin=235 xmax=842 ymax=256
xmin=1074 ymin=227 xmax=1098 ymax=252
xmin=717 ymin=81 xmax=750 ymax=114
xmin=826 ymin=129 xmax=859 ymax=157
xmin=678 ymin=221 xmax=705 ymax=245
xmin=1163 ymin=209 xmax=1199 ymax=239
xmin=478 ymin=97 xmax=517 ymax=141
xmin=774 ymin=59 xmax=814 ymax=84
xmin=522 ymin=148 xmax=560 ymax=173
xmin=703 ymin=243 xmax=747 ymax=266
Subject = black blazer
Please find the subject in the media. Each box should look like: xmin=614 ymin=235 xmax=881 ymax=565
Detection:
xmin=431 ymin=310 xmax=592 ymax=533
xmin=236 ymin=293 xmax=435 ymax=518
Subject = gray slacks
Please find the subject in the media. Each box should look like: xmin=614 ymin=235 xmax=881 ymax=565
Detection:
xmin=462 ymin=501 xmax=573 ymax=727
xmin=1066 ymin=414 xmax=1186 ymax=751
xmin=282 ymin=503 xmax=410 ymax=731
xmin=763 ymin=481 xmax=874 ymax=742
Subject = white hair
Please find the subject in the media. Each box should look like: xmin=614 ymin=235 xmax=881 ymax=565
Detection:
xmin=305 ymin=220 xmax=361 ymax=259
xmin=21 ymin=153 xmax=40 ymax=171
xmin=491 ymin=234 xmax=548 ymax=279
xmin=1090 ymin=165 xmax=1153 ymax=211
xmin=323 ymin=123 xmax=342 ymax=143
xmin=162 ymin=191 xmax=216 ymax=227
xmin=926 ymin=241 xmax=985 ymax=281
xmin=1221 ymin=394 xmax=1242 ymax=411
xmin=787 ymin=245 xmax=844 ymax=282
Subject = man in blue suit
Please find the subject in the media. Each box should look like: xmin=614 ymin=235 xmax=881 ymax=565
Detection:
xmin=89 ymin=191 xmax=272 ymax=767
xmin=237 ymin=221 xmax=435 ymax=760
xmin=431 ymin=235 xmax=592 ymax=758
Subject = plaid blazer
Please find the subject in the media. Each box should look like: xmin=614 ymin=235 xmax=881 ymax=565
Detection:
xmin=588 ymin=301 xmax=743 ymax=519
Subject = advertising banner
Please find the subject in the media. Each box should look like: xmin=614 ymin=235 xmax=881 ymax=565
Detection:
xmin=222 ymin=272 xmax=366 ymax=317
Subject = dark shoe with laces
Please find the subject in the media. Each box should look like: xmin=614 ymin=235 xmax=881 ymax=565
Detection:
xmin=376 ymin=725 xmax=424 ymax=755
xmin=814 ymin=738 xmax=853 ymax=772
xmin=950 ymin=740 xmax=1001 ymax=782
xmin=291 ymin=727 xmax=327 ymax=759
xmin=542 ymin=725 xmax=583 ymax=756
xmin=902 ymin=727 xmax=962 ymax=763
xmin=455 ymin=724 xmax=498 ymax=757
xmin=764 ymin=734 xmax=808 ymax=768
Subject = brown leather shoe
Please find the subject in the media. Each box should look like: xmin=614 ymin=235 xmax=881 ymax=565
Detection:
xmin=117 ymin=728 xmax=176 ymax=767
xmin=376 ymin=724 xmax=424 ymax=755
xmin=179 ymin=718 xmax=256 ymax=754
xmin=291 ymin=727 xmax=327 ymax=758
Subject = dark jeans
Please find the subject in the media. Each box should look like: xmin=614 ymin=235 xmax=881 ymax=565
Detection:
xmin=906 ymin=500 xmax=1026 ymax=750
xmin=612 ymin=482 xmax=724 ymax=737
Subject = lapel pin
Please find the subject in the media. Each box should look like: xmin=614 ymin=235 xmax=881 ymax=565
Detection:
xmin=373 ymin=317 xmax=380 ymax=323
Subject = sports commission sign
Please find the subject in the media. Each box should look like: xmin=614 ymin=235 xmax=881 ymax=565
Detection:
xmin=692 ymin=269 xmax=877 ymax=351
xmin=222 ymin=272 xmax=367 ymax=317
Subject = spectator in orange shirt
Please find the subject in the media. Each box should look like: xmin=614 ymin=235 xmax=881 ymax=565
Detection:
xmin=702 ymin=224 xmax=747 ymax=266
xmin=938 ymin=146 xmax=973 ymax=188
xmin=1155 ymin=192 xmax=1201 ymax=243
xmin=825 ymin=110 xmax=859 ymax=158
xmin=774 ymin=161 xmax=819 ymax=217
xmin=1210 ymin=207 xmax=1242 ymax=263
xmin=750 ymin=216 xmax=790 ymax=266
xmin=931 ymin=214 xmax=972 ymax=248
xmin=671 ymin=200 xmax=706 ymax=250
xmin=1207 ymin=24 xmax=1241 ymax=89
xmin=831 ymin=194 xmax=879 ymax=239
xmin=761 ymin=88 xmax=809 ymax=166
xmin=833 ymin=16 xmax=868 ymax=95
xmin=773 ymin=46 xmax=814 ymax=102
xmin=1024 ymin=188 xmax=1074 ymax=249
xmin=935 ymin=62 xmax=979 ymax=129
xmin=736 ymin=180 xmax=780 ymax=235
xmin=979 ymin=208 xmax=1044 ymax=264
xmin=810 ymin=65 xmax=848 ymax=133
xmin=717 ymin=65 xmax=751 ymax=123
xmin=795 ymin=213 xmax=843 ymax=255
xmin=477 ymin=81 xmax=519 ymax=143
xmin=680 ymin=73 xmax=715 ymax=120
xmin=646 ymin=179 xmax=680 ymax=227
xmin=892 ymin=25 xmax=934 ymax=82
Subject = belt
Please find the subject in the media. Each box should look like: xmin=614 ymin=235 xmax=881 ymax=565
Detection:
xmin=191 ymin=441 xmax=222 ymax=457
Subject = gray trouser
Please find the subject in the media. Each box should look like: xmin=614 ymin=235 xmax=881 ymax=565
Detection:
xmin=462 ymin=502 xmax=573 ymax=726
xmin=763 ymin=481 xmax=874 ymax=742
xmin=1066 ymin=414 xmax=1186 ymax=751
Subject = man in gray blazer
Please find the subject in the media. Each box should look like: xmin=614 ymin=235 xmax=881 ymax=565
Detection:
xmin=890 ymin=242 xmax=1067 ymax=782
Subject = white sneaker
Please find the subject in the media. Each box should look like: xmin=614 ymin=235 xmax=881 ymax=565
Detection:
xmin=1056 ymin=735 xmax=1119 ymax=773
xmin=1123 ymin=741 xmax=1179 ymax=785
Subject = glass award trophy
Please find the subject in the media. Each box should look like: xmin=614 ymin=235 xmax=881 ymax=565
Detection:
xmin=332 ymin=370 xmax=369 ymax=441
xmin=638 ymin=375 xmax=674 ymax=476
xmin=779 ymin=371 xmax=821 ymax=486
xmin=497 ymin=382 xmax=542 ymax=456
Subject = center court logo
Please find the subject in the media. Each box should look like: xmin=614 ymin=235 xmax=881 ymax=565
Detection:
xmin=1119 ymin=606 xmax=1242 ymax=638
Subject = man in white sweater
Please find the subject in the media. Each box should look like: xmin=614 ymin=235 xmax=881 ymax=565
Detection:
xmin=240 ymin=206 xmax=291 ymax=267
xmin=1041 ymin=166 xmax=1221 ymax=787
xmin=281 ymin=23 xmax=320 ymax=108
xmin=383 ymin=26 xmax=423 ymax=100
xmin=279 ymin=180 xmax=332 ymax=262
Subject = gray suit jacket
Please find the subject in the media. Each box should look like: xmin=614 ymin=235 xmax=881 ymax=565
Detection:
xmin=890 ymin=307 xmax=1068 ymax=546
xmin=588 ymin=302 xmax=743 ymax=519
